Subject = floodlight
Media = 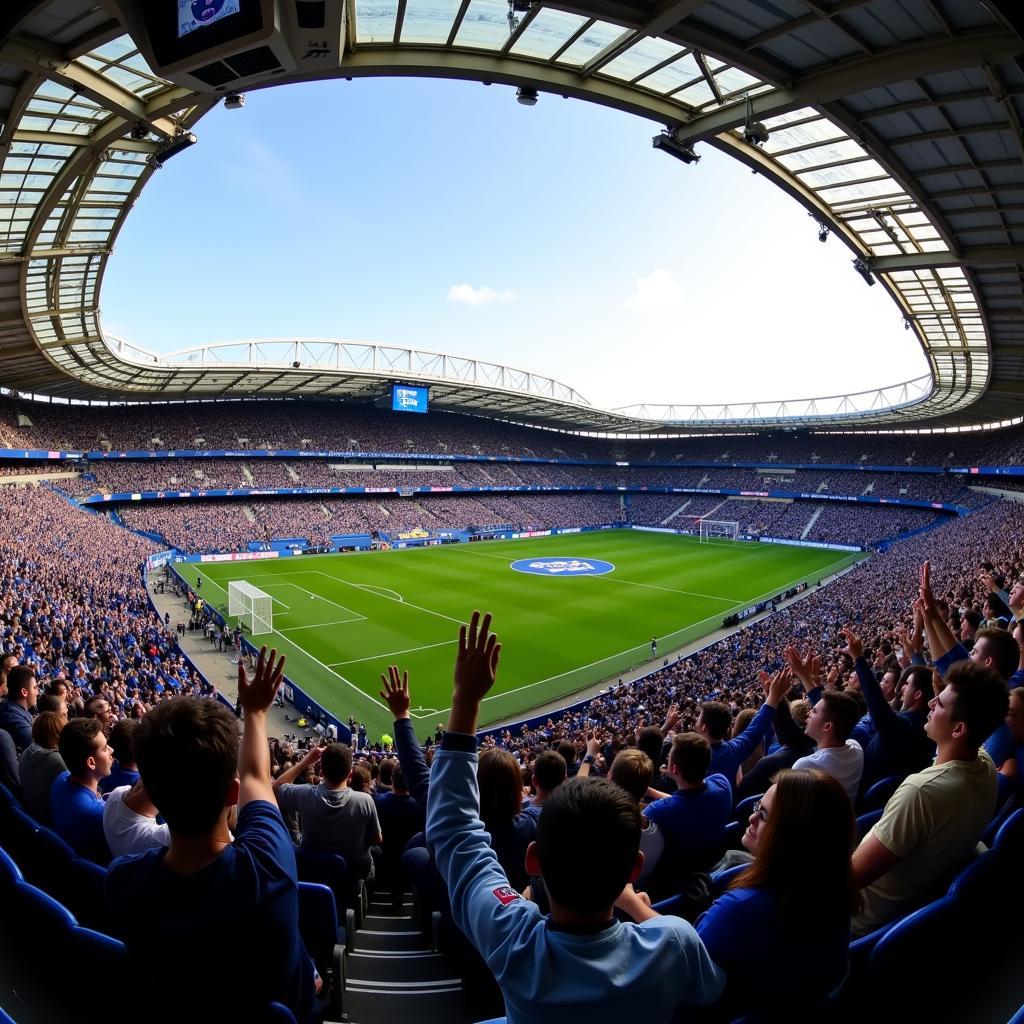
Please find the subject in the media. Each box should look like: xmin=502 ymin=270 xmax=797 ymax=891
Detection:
xmin=129 ymin=123 xmax=148 ymax=141
xmin=652 ymin=132 xmax=700 ymax=164
xmin=852 ymin=257 xmax=876 ymax=287
xmin=818 ymin=224 xmax=829 ymax=243
xmin=224 ymin=92 xmax=246 ymax=109
xmin=151 ymin=132 xmax=197 ymax=167
xmin=742 ymin=95 xmax=769 ymax=147
xmin=516 ymin=87 xmax=538 ymax=106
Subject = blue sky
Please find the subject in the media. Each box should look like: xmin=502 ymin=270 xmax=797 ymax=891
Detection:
xmin=101 ymin=76 xmax=928 ymax=409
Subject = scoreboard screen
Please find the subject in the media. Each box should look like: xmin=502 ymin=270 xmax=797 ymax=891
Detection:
xmin=391 ymin=385 xmax=429 ymax=414
xmin=178 ymin=0 xmax=243 ymax=37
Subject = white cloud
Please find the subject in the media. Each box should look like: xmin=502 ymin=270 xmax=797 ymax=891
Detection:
xmin=448 ymin=283 xmax=516 ymax=306
xmin=623 ymin=269 xmax=683 ymax=313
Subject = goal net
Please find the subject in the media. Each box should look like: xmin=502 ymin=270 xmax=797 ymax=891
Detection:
xmin=699 ymin=519 xmax=740 ymax=543
xmin=228 ymin=580 xmax=273 ymax=636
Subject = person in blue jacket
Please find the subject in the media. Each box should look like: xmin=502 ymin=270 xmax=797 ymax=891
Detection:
xmin=696 ymin=767 xmax=856 ymax=1022
xmin=424 ymin=611 xmax=725 ymax=1024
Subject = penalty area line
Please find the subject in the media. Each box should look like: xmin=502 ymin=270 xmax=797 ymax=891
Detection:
xmin=330 ymin=638 xmax=458 ymax=668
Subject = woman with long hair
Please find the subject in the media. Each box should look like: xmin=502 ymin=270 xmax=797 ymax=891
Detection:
xmin=477 ymin=746 xmax=536 ymax=892
xmin=695 ymin=768 xmax=857 ymax=1021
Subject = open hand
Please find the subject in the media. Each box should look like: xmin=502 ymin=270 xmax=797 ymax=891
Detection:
xmin=841 ymin=627 xmax=863 ymax=660
xmin=379 ymin=664 xmax=411 ymax=720
xmin=237 ymin=646 xmax=285 ymax=715
xmin=453 ymin=611 xmax=501 ymax=706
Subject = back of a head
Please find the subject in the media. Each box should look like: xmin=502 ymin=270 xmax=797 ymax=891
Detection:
xmin=478 ymin=747 xmax=523 ymax=829
xmin=532 ymin=749 xmax=567 ymax=793
xmin=391 ymin=764 xmax=407 ymax=794
xmin=135 ymin=698 xmax=239 ymax=837
xmin=109 ymin=718 xmax=138 ymax=764
xmin=36 ymin=693 xmax=64 ymax=716
xmin=669 ymin=732 xmax=711 ymax=784
xmin=610 ymin=748 xmax=653 ymax=802
xmin=379 ymin=757 xmax=396 ymax=787
xmin=820 ymin=691 xmax=861 ymax=743
xmin=321 ymin=743 xmax=354 ymax=785
xmin=974 ymin=626 xmax=1020 ymax=683
xmin=732 ymin=707 xmax=756 ymax=738
xmin=700 ymin=701 xmax=732 ymax=741
xmin=556 ymin=739 xmax=577 ymax=767
xmin=349 ymin=764 xmax=371 ymax=792
xmin=7 ymin=665 xmax=33 ymax=704
xmin=537 ymin=777 xmax=641 ymax=915
xmin=32 ymin=710 xmax=64 ymax=751
xmin=946 ymin=661 xmax=1010 ymax=748
xmin=58 ymin=717 xmax=102 ymax=776
xmin=789 ymin=699 xmax=810 ymax=729
xmin=635 ymin=726 xmax=664 ymax=765
xmin=735 ymin=768 xmax=856 ymax=929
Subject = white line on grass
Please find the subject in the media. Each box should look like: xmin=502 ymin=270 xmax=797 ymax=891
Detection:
xmin=589 ymin=576 xmax=742 ymax=604
xmin=305 ymin=571 xmax=466 ymax=626
xmin=279 ymin=619 xmax=368 ymax=633
xmin=352 ymin=583 xmax=404 ymax=602
xmin=330 ymin=638 xmax=457 ymax=667
xmin=254 ymin=581 xmax=366 ymax=622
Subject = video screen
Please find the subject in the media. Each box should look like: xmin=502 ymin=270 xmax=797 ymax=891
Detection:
xmin=391 ymin=385 xmax=429 ymax=414
xmin=178 ymin=0 xmax=242 ymax=37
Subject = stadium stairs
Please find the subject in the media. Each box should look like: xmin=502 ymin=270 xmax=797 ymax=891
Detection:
xmin=331 ymin=890 xmax=466 ymax=1024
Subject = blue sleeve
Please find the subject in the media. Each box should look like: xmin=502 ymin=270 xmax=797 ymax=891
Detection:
xmin=1009 ymin=669 xmax=1024 ymax=689
xmin=935 ymin=643 xmax=970 ymax=678
xmin=725 ymin=702 xmax=776 ymax=765
xmin=696 ymin=889 xmax=756 ymax=965
xmin=426 ymin=740 xmax=540 ymax=980
xmin=236 ymin=800 xmax=298 ymax=882
xmin=394 ymin=717 xmax=431 ymax=811
xmin=984 ymin=722 xmax=1015 ymax=767
xmin=855 ymin=656 xmax=903 ymax=740
xmin=805 ymin=686 xmax=823 ymax=707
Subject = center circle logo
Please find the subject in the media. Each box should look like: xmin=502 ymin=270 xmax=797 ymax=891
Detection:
xmin=510 ymin=557 xmax=615 ymax=577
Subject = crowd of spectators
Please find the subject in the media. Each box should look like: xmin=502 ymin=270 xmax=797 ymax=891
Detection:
xmin=4 ymin=394 xmax=1024 ymax=467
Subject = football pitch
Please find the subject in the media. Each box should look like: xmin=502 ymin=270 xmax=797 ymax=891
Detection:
xmin=190 ymin=531 xmax=860 ymax=738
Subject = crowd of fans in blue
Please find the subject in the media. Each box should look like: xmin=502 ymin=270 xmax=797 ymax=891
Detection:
xmin=0 ymin=431 xmax=1022 ymax=1021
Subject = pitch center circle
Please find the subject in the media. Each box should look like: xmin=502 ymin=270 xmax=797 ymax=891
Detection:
xmin=509 ymin=557 xmax=615 ymax=577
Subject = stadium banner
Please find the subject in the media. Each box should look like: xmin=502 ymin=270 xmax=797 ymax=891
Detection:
xmin=197 ymin=550 xmax=281 ymax=563
xmin=0 ymin=448 xmax=84 ymax=460
xmin=145 ymin=549 xmax=174 ymax=570
xmin=80 ymin=484 xmax=968 ymax=516
xmin=758 ymin=537 xmax=863 ymax=552
xmin=330 ymin=533 xmax=374 ymax=549
xmin=949 ymin=466 xmax=1024 ymax=477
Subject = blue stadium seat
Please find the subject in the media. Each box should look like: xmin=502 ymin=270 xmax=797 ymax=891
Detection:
xmin=947 ymin=848 xmax=1003 ymax=904
xmin=994 ymin=807 xmax=1024 ymax=860
xmin=1009 ymin=1004 xmax=1024 ymax=1024
xmin=711 ymin=864 xmax=747 ymax=896
xmin=855 ymin=808 xmax=883 ymax=841
xmin=857 ymin=773 xmax=903 ymax=813
xmin=61 ymin=856 xmax=111 ymax=934
xmin=295 ymin=847 xmax=362 ymax=923
xmin=259 ymin=1005 xmax=299 ymax=1024
xmin=733 ymin=794 xmax=763 ymax=822
xmin=297 ymin=881 xmax=346 ymax=1017
xmin=983 ymin=792 xmax=1019 ymax=847
xmin=0 ymin=1006 xmax=15 ymax=1024
xmin=0 ymin=844 xmax=22 ymax=889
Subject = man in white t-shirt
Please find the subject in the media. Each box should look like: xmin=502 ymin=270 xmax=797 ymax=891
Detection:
xmin=791 ymin=691 xmax=864 ymax=802
xmin=103 ymin=780 xmax=171 ymax=857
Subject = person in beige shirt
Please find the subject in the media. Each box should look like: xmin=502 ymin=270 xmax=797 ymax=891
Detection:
xmin=851 ymin=660 xmax=1008 ymax=936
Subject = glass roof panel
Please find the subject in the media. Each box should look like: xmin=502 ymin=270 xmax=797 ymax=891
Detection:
xmin=713 ymin=65 xmax=763 ymax=97
xmin=355 ymin=0 xmax=400 ymax=43
xmin=764 ymin=120 xmax=846 ymax=153
xmin=775 ymin=139 xmax=871 ymax=170
xmin=453 ymin=0 xmax=510 ymax=51
xmin=555 ymin=22 xmax=628 ymax=68
xmin=638 ymin=52 xmax=701 ymax=94
xmin=599 ymin=37 xmax=685 ymax=83
xmin=400 ymin=0 xmax=462 ymax=45
xmin=91 ymin=37 xmax=138 ymax=63
xmin=799 ymin=160 xmax=888 ymax=188
xmin=671 ymin=80 xmax=717 ymax=106
xmin=509 ymin=9 xmax=588 ymax=60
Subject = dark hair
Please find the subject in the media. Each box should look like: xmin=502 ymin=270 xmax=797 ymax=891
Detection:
xmin=134 ymin=698 xmax=239 ymax=837
xmin=379 ymin=757 xmax=396 ymax=787
xmin=109 ymin=719 xmax=138 ymax=764
xmin=635 ymin=726 xmax=664 ymax=765
xmin=699 ymin=701 xmax=732 ymax=740
xmin=532 ymin=750 xmax=567 ymax=793
xmin=899 ymin=665 xmax=932 ymax=705
xmin=84 ymin=694 xmax=109 ymax=718
xmin=945 ymin=661 xmax=1010 ymax=748
xmin=7 ymin=665 xmax=35 ymax=703
xmin=349 ymin=765 xmax=371 ymax=793
xmin=556 ymin=739 xmax=577 ymax=767
xmin=984 ymin=593 xmax=1011 ymax=620
xmin=610 ymin=748 xmax=652 ymax=802
xmin=819 ymin=691 xmax=861 ymax=742
xmin=478 ymin=747 xmax=523 ymax=830
xmin=962 ymin=608 xmax=983 ymax=630
xmin=391 ymin=765 xmax=407 ymax=793
xmin=973 ymin=627 xmax=1021 ymax=683
xmin=732 ymin=768 xmax=857 ymax=935
xmin=58 ymin=717 xmax=103 ymax=776
xmin=536 ymin=778 xmax=641 ymax=914
xmin=37 ymin=693 xmax=64 ymax=715
xmin=669 ymin=732 xmax=711 ymax=784
xmin=32 ymin=710 xmax=64 ymax=750
xmin=320 ymin=743 xmax=353 ymax=785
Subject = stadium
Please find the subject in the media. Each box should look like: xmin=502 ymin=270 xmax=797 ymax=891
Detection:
xmin=1 ymin=0 xmax=1024 ymax=1022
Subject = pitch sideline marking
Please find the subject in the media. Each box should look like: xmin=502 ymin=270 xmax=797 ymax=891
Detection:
xmin=280 ymin=619 xmax=370 ymax=633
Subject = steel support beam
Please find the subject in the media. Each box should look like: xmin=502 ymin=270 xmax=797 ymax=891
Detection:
xmin=869 ymin=246 xmax=1024 ymax=273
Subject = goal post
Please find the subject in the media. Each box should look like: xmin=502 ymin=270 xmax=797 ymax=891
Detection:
xmin=699 ymin=519 xmax=740 ymax=543
xmin=228 ymin=580 xmax=273 ymax=636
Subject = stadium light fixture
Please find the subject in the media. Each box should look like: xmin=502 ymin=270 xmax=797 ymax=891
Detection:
xmin=507 ymin=0 xmax=532 ymax=33
xmin=224 ymin=93 xmax=246 ymax=110
xmin=852 ymin=257 xmax=876 ymax=287
xmin=516 ymin=87 xmax=538 ymax=106
xmin=652 ymin=131 xmax=700 ymax=164
xmin=151 ymin=132 xmax=197 ymax=168
xmin=741 ymin=95 xmax=769 ymax=148
xmin=809 ymin=213 xmax=830 ymax=243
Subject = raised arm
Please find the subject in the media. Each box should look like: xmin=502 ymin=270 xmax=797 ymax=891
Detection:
xmin=272 ymin=744 xmax=322 ymax=791
xmin=843 ymin=628 xmax=901 ymax=735
xmin=918 ymin=562 xmax=968 ymax=674
xmin=380 ymin=665 xmax=431 ymax=808
xmin=237 ymin=646 xmax=286 ymax=808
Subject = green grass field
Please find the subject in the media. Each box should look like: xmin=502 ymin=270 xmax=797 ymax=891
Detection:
xmin=191 ymin=532 xmax=859 ymax=737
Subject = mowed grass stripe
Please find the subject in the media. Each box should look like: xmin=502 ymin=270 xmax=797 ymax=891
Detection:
xmin=194 ymin=532 xmax=857 ymax=736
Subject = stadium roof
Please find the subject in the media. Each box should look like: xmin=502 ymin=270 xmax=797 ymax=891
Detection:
xmin=0 ymin=0 xmax=1022 ymax=434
